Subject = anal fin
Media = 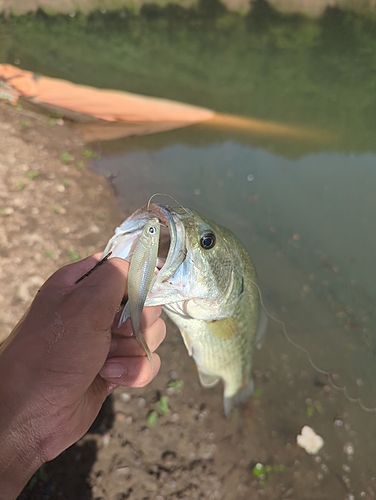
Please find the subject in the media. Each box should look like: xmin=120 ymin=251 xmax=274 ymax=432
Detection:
xmin=198 ymin=369 xmax=220 ymax=388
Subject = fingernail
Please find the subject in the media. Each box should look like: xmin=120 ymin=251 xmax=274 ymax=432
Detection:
xmin=100 ymin=362 xmax=125 ymax=379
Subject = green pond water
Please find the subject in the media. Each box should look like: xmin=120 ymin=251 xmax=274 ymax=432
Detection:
xmin=2 ymin=0 xmax=376 ymax=495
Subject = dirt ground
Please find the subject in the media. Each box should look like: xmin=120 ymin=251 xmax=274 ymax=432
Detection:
xmin=1 ymin=100 xmax=371 ymax=500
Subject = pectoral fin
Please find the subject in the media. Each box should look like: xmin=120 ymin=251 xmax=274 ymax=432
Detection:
xmin=118 ymin=300 xmax=131 ymax=327
xmin=179 ymin=328 xmax=193 ymax=356
xmin=207 ymin=316 xmax=238 ymax=340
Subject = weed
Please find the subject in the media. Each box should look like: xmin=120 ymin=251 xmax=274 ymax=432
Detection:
xmin=155 ymin=396 xmax=170 ymax=415
xmin=67 ymin=247 xmax=80 ymax=262
xmin=305 ymin=400 xmax=324 ymax=418
xmin=83 ymin=148 xmax=100 ymax=160
xmin=146 ymin=396 xmax=170 ymax=426
xmin=253 ymin=388 xmax=262 ymax=399
xmin=60 ymin=151 xmax=73 ymax=164
xmin=52 ymin=204 xmax=62 ymax=214
xmin=167 ymin=380 xmax=184 ymax=392
xmin=146 ymin=410 xmax=159 ymax=426
xmin=252 ymin=463 xmax=285 ymax=487
xmin=26 ymin=170 xmax=39 ymax=180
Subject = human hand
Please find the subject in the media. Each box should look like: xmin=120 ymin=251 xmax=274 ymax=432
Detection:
xmin=0 ymin=255 xmax=165 ymax=500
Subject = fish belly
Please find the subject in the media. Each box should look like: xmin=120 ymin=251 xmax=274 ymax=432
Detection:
xmin=163 ymin=308 xmax=254 ymax=416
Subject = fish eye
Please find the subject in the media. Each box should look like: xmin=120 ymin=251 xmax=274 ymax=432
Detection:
xmin=148 ymin=226 xmax=157 ymax=235
xmin=200 ymin=231 xmax=216 ymax=250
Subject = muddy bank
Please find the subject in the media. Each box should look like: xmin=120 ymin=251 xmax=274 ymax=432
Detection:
xmin=1 ymin=0 xmax=376 ymax=17
xmin=0 ymin=101 xmax=123 ymax=343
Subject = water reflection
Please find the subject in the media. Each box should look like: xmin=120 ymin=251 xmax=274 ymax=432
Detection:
xmin=2 ymin=2 xmax=376 ymax=152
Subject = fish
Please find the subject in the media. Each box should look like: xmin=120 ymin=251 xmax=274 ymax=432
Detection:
xmin=103 ymin=203 xmax=264 ymax=416
xmin=122 ymin=217 xmax=160 ymax=371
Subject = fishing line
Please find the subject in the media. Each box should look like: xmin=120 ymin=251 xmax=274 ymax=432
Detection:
xmin=248 ymin=277 xmax=376 ymax=413
xmin=147 ymin=193 xmax=191 ymax=217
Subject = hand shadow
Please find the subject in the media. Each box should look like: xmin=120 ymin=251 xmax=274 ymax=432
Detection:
xmin=18 ymin=395 xmax=115 ymax=500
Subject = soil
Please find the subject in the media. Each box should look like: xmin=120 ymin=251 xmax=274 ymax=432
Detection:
xmin=0 ymin=100 xmax=370 ymax=500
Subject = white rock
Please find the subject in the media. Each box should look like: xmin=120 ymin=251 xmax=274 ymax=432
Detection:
xmin=297 ymin=426 xmax=324 ymax=455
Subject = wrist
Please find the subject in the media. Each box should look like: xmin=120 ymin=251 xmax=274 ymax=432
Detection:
xmin=0 ymin=396 xmax=45 ymax=500
xmin=0 ymin=335 xmax=46 ymax=499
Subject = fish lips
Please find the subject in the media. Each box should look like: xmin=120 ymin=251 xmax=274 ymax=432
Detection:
xmin=146 ymin=203 xmax=187 ymax=283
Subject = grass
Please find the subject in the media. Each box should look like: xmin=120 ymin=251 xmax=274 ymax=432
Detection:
xmin=26 ymin=170 xmax=39 ymax=180
xmin=19 ymin=119 xmax=31 ymax=127
xmin=147 ymin=396 xmax=170 ymax=425
xmin=252 ymin=463 xmax=285 ymax=487
xmin=305 ymin=400 xmax=324 ymax=418
xmin=52 ymin=204 xmax=62 ymax=213
xmin=167 ymin=379 xmax=184 ymax=392
xmin=83 ymin=148 xmax=100 ymax=160
xmin=60 ymin=151 xmax=73 ymax=164
xmin=67 ymin=247 xmax=80 ymax=262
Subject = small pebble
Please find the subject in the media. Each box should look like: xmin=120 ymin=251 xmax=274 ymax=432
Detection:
xmin=120 ymin=392 xmax=131 ymax=403
xmin=114 ymin=411 xmax=126 ymax=423
xmin=137 ymin=397 xmax=146 ymax=408
xmin=1 ymin=207 xmax=14 ymax=215
xmin=102 ymin=433 xmax=111 ymax=447
xmin=115 ymin=467 xmax=129 ymax=474
xmin=343 ymin=443 xmax=354 ymax=456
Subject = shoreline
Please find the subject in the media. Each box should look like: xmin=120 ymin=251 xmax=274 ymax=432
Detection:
xmin=1 ymin=0 xmax=376 ymax=19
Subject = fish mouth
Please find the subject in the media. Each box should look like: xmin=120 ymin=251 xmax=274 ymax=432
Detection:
xmin=103 ymin=203 xmax=188 ymax=283
xmin=146 ymin=203 xmax=187 ymax=283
